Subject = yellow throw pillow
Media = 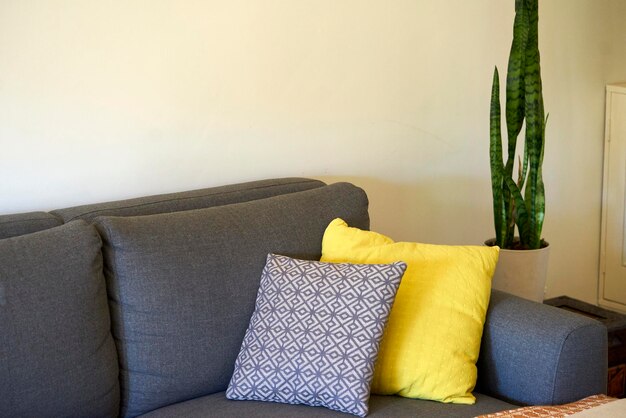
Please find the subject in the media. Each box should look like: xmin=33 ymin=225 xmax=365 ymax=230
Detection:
xmin=320 ymin=218 xmax=499 ymax=404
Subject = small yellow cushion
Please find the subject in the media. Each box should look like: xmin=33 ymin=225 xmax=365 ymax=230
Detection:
xmin=320 ymin=218 xmax=499 ymax=404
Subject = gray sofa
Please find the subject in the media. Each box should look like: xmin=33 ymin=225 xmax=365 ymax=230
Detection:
xmin=0 ymin=178 xmax=607 ymax=418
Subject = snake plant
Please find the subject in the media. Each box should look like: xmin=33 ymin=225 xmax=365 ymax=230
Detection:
xmin=490 ymin=0 xmax=546 ymax=250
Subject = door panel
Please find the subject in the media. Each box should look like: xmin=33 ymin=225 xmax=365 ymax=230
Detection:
xmin=601 ymin=84 xmax=626 ymax=312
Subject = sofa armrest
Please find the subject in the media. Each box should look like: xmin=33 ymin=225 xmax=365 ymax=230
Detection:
xmin=477 ymin=290 xmax=607 ymax=406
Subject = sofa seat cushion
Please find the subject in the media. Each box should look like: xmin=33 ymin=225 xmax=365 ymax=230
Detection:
xmin=0 ymin=221 xmax=119 ymax=418
xmin=94 ymin=182 xmax=370 ymax=417
xmin=138 ymin=391 xmax=516 ymax=418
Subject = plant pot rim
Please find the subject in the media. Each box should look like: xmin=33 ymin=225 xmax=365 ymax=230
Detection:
xmin=484 ymin=237 xmax=550 ymax=251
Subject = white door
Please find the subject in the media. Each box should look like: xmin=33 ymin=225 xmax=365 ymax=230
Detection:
xmin=600 ymin=84 xmax=626 ymax=312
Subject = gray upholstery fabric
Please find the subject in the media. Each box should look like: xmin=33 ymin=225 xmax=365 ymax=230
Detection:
xmin=138 ymin=391 xmax=515 ymax=418
xmin=0 ymin=221 xmax=119 ymax=418
xmin=0 ymin=211 xmax=62 ymax=239
xmin=477 ymin=290 xmax=608 ymax=406
xmin=53 ymin=177 xmax=325 ymax=222
xmin=95 ymin=182 xmax=369 ymax=418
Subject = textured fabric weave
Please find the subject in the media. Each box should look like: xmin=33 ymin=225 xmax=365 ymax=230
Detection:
xmin=476 ymin=394 xmax=616 ymax=418
xmin=321 ymin=218 xmax=499 ymax=404
xmin=0 ymin=211 xmax=62 ymax=239
xmin=477 ymin=291 xmax=608 ymax=406
xmin=95 ymin=183 xmax=369 ymax=417
xmin=227 ymin=254 xmax=406 ymax=416
xmin=137 ymin=391 xmax=516 ymax=418
xmin=0 ymin=221 xmax=119 ymax=418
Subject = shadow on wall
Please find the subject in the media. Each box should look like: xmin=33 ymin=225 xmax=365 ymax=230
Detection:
xmin=313 ymin=175 xmax=604 ymax=305
xmin=314 ymin=175 xmax=493 ymax=246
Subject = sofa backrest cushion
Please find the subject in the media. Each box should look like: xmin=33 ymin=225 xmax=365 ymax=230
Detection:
xmin=0 ymin=221 xmax=120 ymax=418
xmin=94 ymin=182 xmax=369 ymax=418
xmin=0 ymin=211 xmax=63 ymax=239
xmin=52 ymin=177 xmax=325 ymax=223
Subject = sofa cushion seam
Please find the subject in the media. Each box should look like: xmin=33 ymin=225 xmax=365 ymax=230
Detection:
xmin=550 ymin=323 xmax=598 ymax=404
xmin=61 ymin=179 xmax=323 ymax=222
xmin=0 ymin=217 xmax=60 ymax=226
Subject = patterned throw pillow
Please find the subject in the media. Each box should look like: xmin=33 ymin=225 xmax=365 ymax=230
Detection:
xmin=226 ymin=254 xmax=406 ymax=417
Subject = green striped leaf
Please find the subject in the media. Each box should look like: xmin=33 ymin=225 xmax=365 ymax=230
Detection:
xmin=504 ymin=0 xmax=529 ymax=179
xmin=490 ymin=0 xmax=546 ymax=250
xmin=490 ymin=67 xmax=506 ymax=247
xmin=521 ymin=0 xmax=545 ymax=249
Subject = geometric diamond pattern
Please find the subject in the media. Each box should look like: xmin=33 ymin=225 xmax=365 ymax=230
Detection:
xmin=226 ymin=254 xmax=406 ymax=417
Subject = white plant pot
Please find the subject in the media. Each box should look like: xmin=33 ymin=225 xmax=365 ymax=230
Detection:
xmin=485 ymin=239 xmax=550 ymax=302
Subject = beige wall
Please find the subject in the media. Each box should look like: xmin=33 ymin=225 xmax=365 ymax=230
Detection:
xmin=0 ymin=1 xmax=621 ymax=304
xmin=608 ymin=0 xmax=626 ymax=84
